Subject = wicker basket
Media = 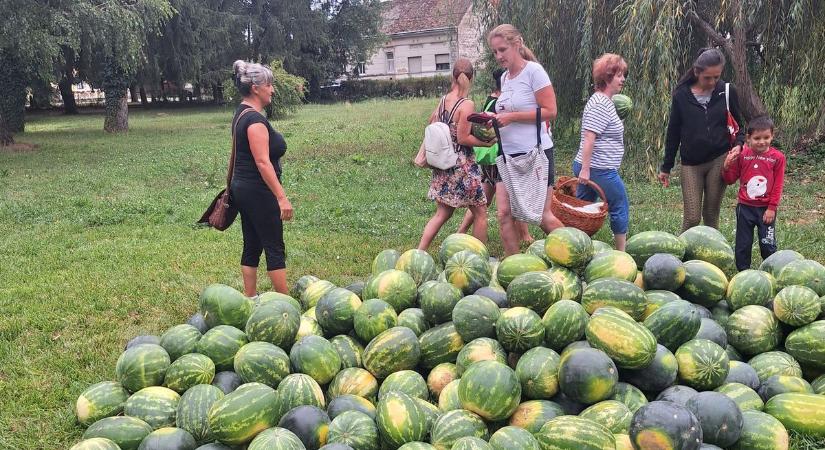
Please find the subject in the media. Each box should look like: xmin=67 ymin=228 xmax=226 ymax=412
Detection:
xmin=550 ymin=176 xmax=609 ymax=236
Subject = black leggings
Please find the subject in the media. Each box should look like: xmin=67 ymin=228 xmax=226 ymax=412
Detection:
xmin=230 ymin=182 xmax=286 ymax=271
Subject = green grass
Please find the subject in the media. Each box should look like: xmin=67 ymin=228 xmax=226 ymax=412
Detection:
xmin=1 ymin=99 xmax=824 ymax=449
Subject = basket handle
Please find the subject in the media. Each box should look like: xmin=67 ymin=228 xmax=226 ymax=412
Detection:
xmin=556 ymin=177 xmax=610 ymax=212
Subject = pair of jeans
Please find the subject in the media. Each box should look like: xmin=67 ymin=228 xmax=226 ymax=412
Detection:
xmin=572 ymin=161 xmax=629 ymax=234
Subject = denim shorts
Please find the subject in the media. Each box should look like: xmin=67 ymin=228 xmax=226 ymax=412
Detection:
xmin=572 ymin=161 xmax=629 ymax=234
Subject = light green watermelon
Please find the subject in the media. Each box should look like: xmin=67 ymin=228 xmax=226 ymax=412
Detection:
xmin=75 ymin=381 xmax=130 ymax=427
xmin=199 ymin=284 xmax=253 ymax=329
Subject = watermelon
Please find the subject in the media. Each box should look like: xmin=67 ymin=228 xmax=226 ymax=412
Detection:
xmin=327 ymin=411 xmax=379 ymax=450
xmin=680 ymin=226 xmax=736 ymax=275
xmin=514 ymin=346 xmax=560 ymax=399
xmin=293 ymin=275 xmax=321 ymax=298
xmin=231 ymin=342 xmax=288 ymax=388
xmin=610 ymin=382 xmax=648 ymax=413
xmin=488 ymin=426 xmax=539 ymax=450
xmin=247 ymin=427 xmax=305 ymax=450
xmin=729 ymin=410 xmax=789 ymax=450
xmin=326 ymin=394 xmax=376 ymax=420
xmin=211 ymin=371 xmax=242 ymax=394
xmin=695 ymin=317 xmax=727 ymax=348
xmin=812 ymin=374 xmax=825 ymax=394
xmin=458 ymin=360 xmax=521 ymax=421
xmin=304 ymin=307 xmax=317 ymax=319
xmin=685 ymin=391 xmax=742 ymax=447
xmin=82 ymin=416 xmax=153 ymax=450
xmin=137 ymin=427 xmax=196 ymax=450
xmin=456 ymin=337 xmax=507 ymax=375
xmin=655 ymin=385 xmax=698 ymax=407
xmin=451 ymin=436 xmax=492 ymax=450
xmin=760 ymin=249 xmax=804 ymax=277
xmin=316 ymin=288 xmax=362 ymax=335
xmin=345 ymin=281 xmax=365 ymax=297
xmin=544 ymin=227 xmax=594 ymax=270
xmin=584 ymin=250 xmax=638 ymax=283
xmin=396 ymin=249 xmax=438 ymax=286
xmin=126 ymin=335 xmax=161 ymax=350
xmin=418 ymin=322 xmax=464 ymax=369
xmin=397 ymin=308 xmax=430 ymax=337
xmin=438 ymin=379 xmax=462 ymax=412
xmin=642 ymin=290 xmax=681 ymax=319
xmin=278 ymin=373 xmax=326 ymax=410
xmin=245 ymin=299 xmax=301 ymax=350
xmin=726 ymin=305 xmax=781 ymax=356
xmin=69 ymin=438 xmax=121 ymax=450
xmin=195 ymin=325 xmax=248 ymax=372
xmin=629 ymin=401 xmax=702 ymax=450
xmin=766 ymin=393 xmax=825 ymax=437
xmin=427 ymin=363 xmax=458 ymax=399
xmin=75 ymin=381 xmax=130 ymax=427
xmin=626 ymin=231 xmax=686 ymax=268
xmin=675 ymin=339 xmax=729 ymax=390
xmin=558 ymin=348 xmax=618 ymax=404
xmin=398 ymin=444 xmax=435 ymax=450
xmin=536 ymin=416 xmax=615 ymax=450
xmin=452 ymin=295 xmax=500 ymax=342
xmin=677 ymin=260 xmax=728 ymax=307
xmin=506 ymin=271 xmax=562 ymax=314
xmin=115 ymin=344 xmax=171 ymax=393
xmin=438 ymin=233 xmax=489 ymax=266
xmin=642 ymin=253 xmax=685 ymax=291
xmin=496 ymin=254 xmax=547 ymax=289
xmin=581 ymin=277 xmax=647 ymax=321
xmin=725 ymin=360 xmax=761 ymax=389
xmin=711 ymin=302 xmax=731 ymax=328
xmin=773 ymin=285 xmax=820 ymax=326
xmin=758 ymin=375 xmax=813 ymax=401
xmin=363 ymin=326 xmax=421 ymax=378
xmin=256 ymin=291 xmax=302 ymax=311
xmin=643 ymin=299 xmax=700 ymax=352
xmin=419 ymin=281 xmax=463 ymax=324
xmin=777 ymin=259 xmax=825 ymax=295
xmin=546 ymin=266 xmax=583 ymax=301
xmin=579 ymin=400 xmax=632 ymax=434
xmin=726 ymin=344 xmax=742 ymax=362
xmin=748 ymin=351 xmax=803 ymax=382
xmin=429 ymin=409 xmax=488 ymax=450
xmin=586 ymin=307 xmax=657 ymax=369
xmin=473 ymin=286 xmax=508 ymax=307
xmin=528 ymin=239 xmax=553 ymax=266
xmin=495 ymin=307 xmax=544 ymax=353
xmin=542 ymin=300 xmax=589 ymax=353
xmin=378 ymin=370 xmax=428 ymax=400
xmin=199 ymin=284 xmax=253 ymax=329
xmin=593 ymin=240 xmax=613 ymax=254
xmin=290 ymin=335 xmax=341 ymax=385
xmin=715 ymin=382 xmax=764 ymax=411
xmin=363 ymin=269 xmax=417 ymax=312
xmin=329 ymin=335 xmax=364 ymax=369
xmin=376 ymin=391 xmax=428 ymax=448
xmin=373 ymin=249 xmax=401 ymax=275
xmin=159 ymin=324 xmax=202 ymax=361
xmin=186 ymin=313 xmax=207 ymax=333
xmin=302 ymin=280 xmax=337 ymax=310
xmin=327 ymin=367 xmax=378 ymax=400
xmin=508 ymin=399 xmax=564 ymax=433
xmin=620 ymin=344 xmax=678 ymax=393
xmin=614 ymin=434 xmax=633 ymax=450
xmin=612 ymin=94 xmax=633 ymax=120
xmin=726 ymin=270 xmax=774 ymax=311
xmin=164 ymin=353 xmax=215 ymax=393
xmin=277 ymin=405 xmax=331 ymax=450
xmin=176 ymin=384 xmax=224 ymax=444
xmin=784 ymin=320 xmax=825 ymax=370
xmin=208 ymin=383 xmax=281 ymax=445
xmin=353 ymin=298 xmax=397 ymax=343
xmin=123 ymin=386 xmax=180 ymax=429
xmin=445 ymin=250 xmax=492 ymax=295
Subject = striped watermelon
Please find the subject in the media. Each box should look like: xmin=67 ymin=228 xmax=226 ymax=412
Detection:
xmin=445 ymin=250 xmax=492 ymax=295
xmin=777 ymin=259 xmax=825 ymax=295
xmin=329 ymin=335 xmax=364 ymax=369
xmin=418 ymin=322 xmax=464 ymax=369
xmin=711 ymin=302 xmax=731 ymax=328
xmin=301 ymin=279 xmax=337 ymax=310
xmin=176 ymin=384 xmax=224 ymax=444
xmin=136 ymin=427 xmax=196 ymax=449
xmin=353 ymin=298 xmax=397 ymax=343
xmin=528 ymin=239 xmax=553 ymax=266
xmin=75 ymin=381 xmax=130 ymax=427
xmin=199 ymin=284 xmax=253 ymax=330
xmin=546 ymin=266 xmax=583 ymax=301
xmin=396 ymin=249 xmax=438 ymax=286
xmin=397 ymin=308 xmax=430 ymax=337
xmin=685 ymin=391 xmax=743 ymax=447
xmin=123 ymin=386 xmax=180 ymax=429
xmin=643 ymin=299 xmax=701 ymax=352
xmin=363 ymin=326 xmax=421 ymax=378
xmin=726 ymin=270 xmax=774 ymax=310
xmin=429 ymin=409 xmax=488 ymax=450
xmin=614 ymin=434 xmax=633 ymax=450
xmin=115 ymin=344 xmax=171 ymax=393
xmin=488 ymin=426 xmax=539 ymax=450
xmin=747 ymin=351 xmax=802 ymax=383
xmin=496 ymin=254 xmax=548 ymax=289
xmin=677 ymin=260 xmax=728 ymax=307
xmin=609 ymin=382 xmax=647 ymax=413
xmin=233 ymin=342 xmax=289 ymax=388
xmin=458 ymin=360 xmax=521 ymax=421
xmin=495 ymin=307 xmax=544 ymax=353
xmin=580 ymin=400 xmax=632 ymax=434
xmin=508 ymin=399 xmax=564 ymax=433
xmin=316 ymin=287 xmax=362 ymax=335
xmin=295 ymin=316 xmax=324 ymax=340
xmin=327 ymin=367 xmax=378 ymax=400
xmin=451 ymin=437 xmax=492 ymax=450
xmin=456 ymin=337 xmax=507 ymax=376
xmin=581 ymin=278 xmax=647 ymax=321
xmin=629 ymin=401 xmax=702 ymax=450
xmin=245 ymin=299 xmax=301 ymax=350
xmin=675 ymin=339 xmax=729 ymax=390
xmin=163 ymin=353 xmax=215 ymax=393
xmin=544 ymin=227 xmax=594 ymax=270
xmin=764 ymin=392 xmax=825 ymax=437
xmin=783 ymin=321 xmax=825 ymax=370
xmin=584 ymin=250 xmax=638 ymax=283
xmin=419 ymin=281 xmax=463 ymax=324
xmin=438 ymin=379 xmax=462 ymax=412
xmin=398 ymin=443 xmax=436 ymax=450
xmin=773 ymin=285 xmax=820 ymax=326
xmin=452 ymin=295 xmax=500 ymax=342
xmin=758 ymin=375 xmax=813 ymax=401
xmin=812 ymin=374 xmax=825 ymax=394
xmin=642 ymin=253 xmax=686 ymax=292
xmin=289 ymin=335 xmax=341 ymax=385
xmin=593 ymin=240 xmax=613 ymax=254
xmin=209 ymin=383 xmax=280 ymax=445
xmin=680 ymin=226 xmax=736 ymax=276
xmin=247 ymin=427 xmax=305 ymax=450
xmin=620 ymin=344 xmax=678 ymax=393
xmin=159 ymin=324 xmax=202 ymax=361
xmin=327 ymin=411 xmax=379 ymax=450
xmin=373 ymin=249 xmax=401 ymax=275
xmin=293 ymin=275 xmax=320 ymax=298
xmin=69 ymin=438 xmax=121 ymax=450
xmin=378 ymin=370 xmax=428 ymax=400
xmin=625 ymin=231 xmax=686 ymax=267
xmin=427 ymin=363 xmax=458 ymax=399
xmin=506 ymin=271 xmax=562 ymax=314
xmin=759 ymin=249 xmax=804 ymax=278
xmin=363 ymin=269 xmax=417 ymax=312
xmin=536 ymin=415 xmax=615 ymax=450
xmin=277 ymin=373 xmax=326 ymax=410
xmin=726 ymin=305 xmax=781 ymax=356
xmin=642 ymin=290 xmax=681 ymax=319
xmin=586 ymin=307 xmax=657 ymax=369
xmin=83 ymin=416 xmax=153 ymax=450
xmin=729 ymin=410 xmax=789 ymax=450
xmin=542 ymin=300 xmax=589 ymax=352
xmin=326 ymin=394 xmax=376 ymax=420
xmin=715 ymin=382 xmax=764 ymax=411
xmin=256 ymin=291 xmax=302 ymax=311
xmin=514 ymin=346 xmax=560 ymax=399
xmin=438 ymin=233 xmax=489 ymax=266
xmin=195 ymin=325 xmax=248 ymax=372
xmin=376 ymin=391 xmax=428 ymax=448
xmin=558 ymin=348 xmax=618 ymax=404
xmin=277 ymin=405 xmax=331 ymax=449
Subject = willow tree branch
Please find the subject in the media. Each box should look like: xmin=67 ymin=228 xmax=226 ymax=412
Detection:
xmin=686 ymin=9 xmax=731 ymax=52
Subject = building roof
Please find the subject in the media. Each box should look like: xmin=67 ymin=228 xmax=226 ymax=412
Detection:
xmin=380 ymin=0 xmax=473 ymax=35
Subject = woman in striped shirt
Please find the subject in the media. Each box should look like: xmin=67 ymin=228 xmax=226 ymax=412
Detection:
xmin=573 ymin=53 xmax=630 ymax=250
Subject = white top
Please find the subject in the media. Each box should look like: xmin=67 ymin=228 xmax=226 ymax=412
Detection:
xmin=495 ymin=61 xmax=554 ymax=155
xmin=575 ymin=92 xmax=625 ymax=169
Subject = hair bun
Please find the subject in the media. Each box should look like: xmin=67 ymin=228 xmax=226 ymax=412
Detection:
xmin=233 ymin=60 xmax=247 ymax=77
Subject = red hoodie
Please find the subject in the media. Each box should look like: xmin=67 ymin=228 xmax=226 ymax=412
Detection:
xmin=722 ymin=145 xmax=786 ymax=211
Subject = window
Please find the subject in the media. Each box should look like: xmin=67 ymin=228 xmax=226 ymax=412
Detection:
xmin=385 ymin=51 xmax=395 ymax=74
xmin=435 ymin=54 xmax=450 ymax=71
xmin=408 ymin=56 xmax=422 ymax=74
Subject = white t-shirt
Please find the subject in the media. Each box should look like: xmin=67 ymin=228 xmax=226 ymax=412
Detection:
xmin=574 ymin=92 xmax=625 ymax=169
xmin=495 ymin=61 xmax=554 ymax=155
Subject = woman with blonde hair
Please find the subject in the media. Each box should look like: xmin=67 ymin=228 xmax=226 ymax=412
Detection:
xmin=487 ymin=24 xmax=563 ymax=255
xmin=417 ymin=58 xmax=492 ymax=251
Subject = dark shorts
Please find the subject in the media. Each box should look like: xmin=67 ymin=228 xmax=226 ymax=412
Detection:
xmin=481 ymin=164 xmax=498 ymax=185
xmin=492 ymin=147 xmax=555 ymax=187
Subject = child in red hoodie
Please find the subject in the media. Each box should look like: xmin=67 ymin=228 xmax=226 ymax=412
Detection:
xmin=722 ymin=116 xmax=786 ymax=271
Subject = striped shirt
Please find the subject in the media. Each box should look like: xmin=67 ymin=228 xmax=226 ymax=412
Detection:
xmin=575 ymin=92 xmax=625 ymax=169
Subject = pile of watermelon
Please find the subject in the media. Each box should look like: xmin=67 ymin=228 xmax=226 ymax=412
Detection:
xmin=70 ymin=226 xmax=825 ymax=450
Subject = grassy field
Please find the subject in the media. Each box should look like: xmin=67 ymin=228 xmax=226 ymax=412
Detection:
xmin=1 ymin=98 xmax=824 ymax=449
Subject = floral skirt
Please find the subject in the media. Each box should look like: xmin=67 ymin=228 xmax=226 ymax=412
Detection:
xmin=428 ymin=148 xmax=486 ymax=208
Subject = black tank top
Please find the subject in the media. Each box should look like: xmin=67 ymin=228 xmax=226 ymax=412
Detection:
xmin=232 ymin=104 xmax=287 ymax=187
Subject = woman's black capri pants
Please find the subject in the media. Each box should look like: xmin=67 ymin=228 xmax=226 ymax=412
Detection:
xmin=230 ymin=182 xmax=286 ymax=271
